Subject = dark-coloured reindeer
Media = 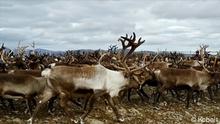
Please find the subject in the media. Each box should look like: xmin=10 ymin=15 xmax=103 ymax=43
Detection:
xmin=0 ymin=73 xmax=47 ymax=114
xmin=148 ymin=64 xmax=219 ymax=107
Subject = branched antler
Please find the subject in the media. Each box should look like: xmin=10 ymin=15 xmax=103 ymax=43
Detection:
xmin=118 ymin=32 xmax=145 ymax=62
xmin=17 ymin=41 xmax=28 ymax=58
xmin=108 ymin=45 xmax=118 ymax=54
xmin=30 ymin=41 xmax=36 ymax=55
xmin=199 ymin=44 xmax=209 ymax=61
xmin=106 ymin=32 xmax=146 ymax=73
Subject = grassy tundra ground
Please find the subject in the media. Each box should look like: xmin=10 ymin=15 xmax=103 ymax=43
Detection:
xmin=0 ymin=89 xmax=219 ymax=124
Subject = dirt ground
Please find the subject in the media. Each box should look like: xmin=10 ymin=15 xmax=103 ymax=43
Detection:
xmin=0 ymin=89 xmax=219 ymax=124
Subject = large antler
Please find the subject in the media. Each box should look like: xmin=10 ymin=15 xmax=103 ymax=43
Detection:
xmin=118 ymin=32 xmax=145 ymax=62
xmin=199 ymin=44 xmax=209 ymax=62
xmin=17 ymin=41 xmax=28 ymax=58
xmin=131 ymin=52 xmax=159 ymax=73
xmin=106 ymin=32 xmax=146 ymax=74
xmin=108 ymin=45 xmax=118 ymax=54
xmin=30 ymin=41 xmax=36 ymax=55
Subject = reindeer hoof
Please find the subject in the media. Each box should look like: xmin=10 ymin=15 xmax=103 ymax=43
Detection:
xmin=70 ymin=118 xmax=78 ymax=124
xmin=48 ymin=108 xmax=55 ymax=114
xmin=24 ymin=108 xmax=29 ymax=114
xmin=27 ymin=117 xmax=33 ymax=124
xmin=118 ymin=116 xmax=125 ymax=122
xmin=79 ymin=117 xmax=85 ymax=124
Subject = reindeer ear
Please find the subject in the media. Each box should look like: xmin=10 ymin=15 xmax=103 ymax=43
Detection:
xmin=49 ymin=63 xmax=56 ymax=68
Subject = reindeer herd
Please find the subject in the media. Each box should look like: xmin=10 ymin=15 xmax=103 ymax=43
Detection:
xmin=0 ymin=33 xmax=220 ymax=124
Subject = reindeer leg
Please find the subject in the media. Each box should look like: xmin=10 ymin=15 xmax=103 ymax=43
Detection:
xmin=174 ymin=89 xmax=182 ymax=101
xmin=0 ymin=97 xmax=7 ymax=109
xmin=193 ymin=90 xmax=199 ymax=102
xmin=27 ymin=88 xmax=54 ymax=124
xmin=207 ymin=86 xmax=213 ymax=101
xmin=25 ymin=96 xmax=36 ymax=116
xmin=25 ymin=98 xmax=32 ymax=116
xmin=80 ymin=94 xmax=96 ymax=122
xmin=170 ymin=89 xmax=180 ymax=101
xmin=154 ymin=86 xmax=166 ymax=105
xmin=80 ymin=90 xmax=106 ymax=121
xmin=214 ymin=84 xmax=218 ymax=96
xmin=112 ymin=96 xmax=120 ymax=106
xmin=104 ymin=94 xmax=124 ymax=122
xmin=48 ymin=96 xmax=57 ymax=113
xmin=83 ymin=94 xmax=93 ymax=111
xmin=217 ymin=84 xmax=220 ymax=95
xmin=31 ymin=98 xmax=37 ymax=107
xmin=137 ymin=90 xmax=145 ymax=102
xmin=170 ymin=89 xmax=176 ymax=98
xmin=127 ymin=88 xmax=132 ymax=102
xmin=118 ymin=89 xmax=127 ymax=103
xmin=186 ymin=89 xmax=192 ymax=108
xmin=59 ymin=92 xmax=78 ymax=123
xmin=1 ymin=98 xmax=15 ymax=110
xmin=139 ymin=87 xmax=150 ymax=100
xmin=200 ymin=91 xmax=205 ymax=101
xmin=71 ymin=98 xmax=83 ymax=108
xmin=8 ymin=99 xmax=15 ymax=111
xmin=154 ymin=84 xmax=161 ymax=104
xmin=0 ymin=98 xmax=15 ymax=111
xmin=154 ymin=91 xmax=160 ymax=104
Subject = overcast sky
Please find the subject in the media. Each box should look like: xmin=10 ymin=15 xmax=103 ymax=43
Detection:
xmin=0 ymin=0 xmax=220 ymax=52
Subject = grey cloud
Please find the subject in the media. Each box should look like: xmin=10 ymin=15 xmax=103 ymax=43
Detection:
xmin=0 ymin=0 xmax=220 ymax=52
xmin=151 ymin=1 xmax=220 ymax=19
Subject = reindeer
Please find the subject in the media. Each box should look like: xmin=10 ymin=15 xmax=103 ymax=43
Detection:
xmin=0 ymin=44 xmax=7 ymax=72
xmin=8 ymin=69 xmax=41 ymax=77
xmin=0 ymin=73 xmax=47 ymax=115
xmin=120 ymin=53 xmax=160 ymax=102
xmin=146 ymin=63 xmax=219 ymax=107
xmin=28 ymin=32 xmax=145 ymax=124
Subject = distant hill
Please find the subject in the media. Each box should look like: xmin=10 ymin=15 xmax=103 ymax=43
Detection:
xmin=11 ymin=48 xmax=65 ymax=56
xmin=4 ymin=47 xmax=213 ymax=58
xmin=34 ymin=48 xmax=65 ymax=56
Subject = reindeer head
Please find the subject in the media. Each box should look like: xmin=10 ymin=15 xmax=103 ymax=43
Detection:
xmin=109 ymin=32 xmax=147 ymax=89
xmin=0 ymin=43 xmax=9 ymax=65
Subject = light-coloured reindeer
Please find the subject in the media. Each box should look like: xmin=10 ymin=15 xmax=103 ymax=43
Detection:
xmin=28 ymin=32 xmax=145 ymax=124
